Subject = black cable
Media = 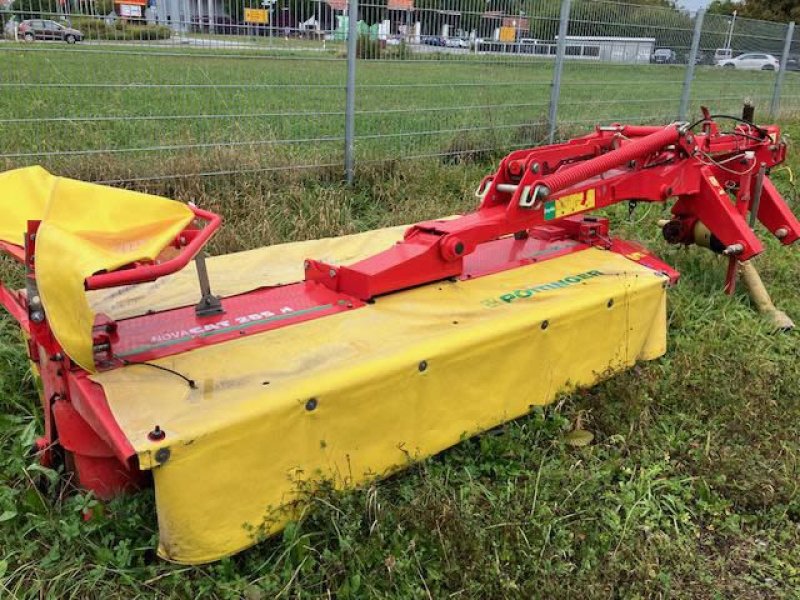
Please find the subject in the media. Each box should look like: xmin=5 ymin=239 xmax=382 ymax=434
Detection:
xmin=686 ymin=114 xmax=769 ymax=139
xmin=117 ymin=358 xmax=197 ymax=389
xmin=720 ymin=130 xmax=765 ymax=143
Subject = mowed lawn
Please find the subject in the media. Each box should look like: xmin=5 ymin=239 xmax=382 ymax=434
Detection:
xmin=1 ymin=43 xmax=799 ymax=181
xmin=1 ymin=41 xmax=800 ymax=598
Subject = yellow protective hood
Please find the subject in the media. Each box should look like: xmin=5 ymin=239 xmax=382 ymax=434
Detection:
xmin=0 ymin=165 xmax=54 ymax=246
xmin=91 ymin=243 xmax=668 ymax=564
xmin=0 ymin=166 xmax=194 ymax=371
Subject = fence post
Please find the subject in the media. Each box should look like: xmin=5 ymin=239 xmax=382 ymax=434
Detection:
xmin=770 ymin=21 xmax=795 ymax=120
xmin=679 ymin=9 xmax=705 ymax=122
xmin=344 ymin=0 xmax=359 ymax=185
xmin=548 ymin=0 xmax=571 ymax=144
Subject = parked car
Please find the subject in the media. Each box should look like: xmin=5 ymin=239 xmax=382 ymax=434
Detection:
xmin=718 ymin=53 xmax=779 ymax=71
xmin=518 ymin=37 xmax=537 ymax=54
xmin=651 ymin=48 xmax=677 ymax=64
xmin=444 ymin=37 xmax=469 ymax=49
xmin=685 ymin=50 xmax=709 ymax=65
xmin=18 ymin=19 xmax=83 ymax=43
xmin=786 ymin=55 xmax=800 ymax=72
xmin=421 ymin=35 xmax=445 ymax=47
xmin=713 ymin=47 xmax=733 ymax=65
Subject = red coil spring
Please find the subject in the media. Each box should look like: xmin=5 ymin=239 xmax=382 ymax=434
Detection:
xmin=538 ymin=125 xmax=682 ymax=196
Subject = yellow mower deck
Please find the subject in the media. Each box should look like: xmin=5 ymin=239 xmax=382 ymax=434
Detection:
xmin=89 ymin=229 xmax=668 ymax=564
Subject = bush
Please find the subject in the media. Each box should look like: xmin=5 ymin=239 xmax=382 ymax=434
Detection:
xmin=1 ymin=10 xmax=13 ymax=34
xmin=12 ymin=0 xmax=58 ymax=19
xmin=383 ymin=41 xmax=411 ymax=60
xmin=355 ymin=34 xmax=381 ymax=60
xmin=67 ymin=16 xmax=171 ymax=41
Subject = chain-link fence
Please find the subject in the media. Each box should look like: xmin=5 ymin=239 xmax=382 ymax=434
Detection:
xmin=1 ymin=0 xmax=798 ymax=187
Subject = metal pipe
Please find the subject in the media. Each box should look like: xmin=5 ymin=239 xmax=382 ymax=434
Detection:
xmin=742 ymin=99 xmax=755 ymax=124
xmin=194 ymin=252 xmax=224 ymax=316
xmin=749 ymin=163 xmax=766 ymax=229
xmin=679 ymin=9 xmax=705 ymax=122
xmin=771 ymin=21 xmax=795 ymax=119
xmin=547 ymin=0 xmax=571 ymax=145
xmin=344 ymin=0 xmax=358 ymax=185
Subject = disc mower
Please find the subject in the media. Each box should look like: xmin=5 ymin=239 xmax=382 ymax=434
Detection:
xmin=1 ymin=108 xmax=798 ymax=564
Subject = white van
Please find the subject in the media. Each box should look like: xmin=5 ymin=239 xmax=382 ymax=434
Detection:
xmin=714 ymin=48 xmax=733 ymax=64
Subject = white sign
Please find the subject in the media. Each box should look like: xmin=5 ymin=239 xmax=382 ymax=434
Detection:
xmin=120 ymin=4 xmax=142 ymax=17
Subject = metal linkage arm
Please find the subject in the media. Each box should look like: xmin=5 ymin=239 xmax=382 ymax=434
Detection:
xmin=306 ymin=117 xmax=799 ymax=301
xmin=756 ymin=177 xmax=800 ymax=245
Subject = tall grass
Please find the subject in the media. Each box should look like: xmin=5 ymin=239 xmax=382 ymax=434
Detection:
xmin=0 ymin=50 xmax=799 ymax=596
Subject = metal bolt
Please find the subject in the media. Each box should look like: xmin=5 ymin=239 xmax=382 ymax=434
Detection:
xmin=776 ymin=227 xmax=789 ymax=239
xmin=530 ymin=162 xmax=540 ymax=174
xmin=51 ymin=353 xmax=63 ymax=362
xmin=328 ymin=269 xmax=336 ymax=278
xmin=154 ymin=447 xmax=171 ymax=464
xmin=30 ymin=310 xmax=44 ymax=323
xmin=148 ymin=425 xmax=166 ymax=441
xmin=30 ymin=295 xmax=41 ymax=307
xmin=305 ymin=398 xmax=318 ymax=411
xmin=723 ymin=243 xmax=744 ymax=256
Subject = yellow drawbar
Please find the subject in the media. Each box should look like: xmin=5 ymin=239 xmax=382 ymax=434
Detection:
xmin=91 ymin=232 xmax=668 ymax=564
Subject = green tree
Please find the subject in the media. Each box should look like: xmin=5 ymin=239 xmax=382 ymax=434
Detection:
xmin=12 ymin=0 xmax=61 ymax=19
xmin=708 ymin=0 xmax=800 ymax=22
xmin=93 ymin=0 xmax=114 ymax=15
xmin=1 ymin=5 xmax=11 ymax=30
xmin=707 ymin=0 xmax=737 ymax=15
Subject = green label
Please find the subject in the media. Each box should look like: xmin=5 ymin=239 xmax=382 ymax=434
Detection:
xmin=481 ymin=270 xmax=604 ymax=308
xmin=543 ymin=201 xmax=556 ymax=220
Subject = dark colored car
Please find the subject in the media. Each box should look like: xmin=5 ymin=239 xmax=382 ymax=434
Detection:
xmin=18 ymin=19 xmax=83 ymax=43
xmin=421 ymin=35 xmax=445 ymax=46
xmin=651 ymin=48 xmax=677 ymax=64
xmin=786 ymin=55 xmax=800 ymax=72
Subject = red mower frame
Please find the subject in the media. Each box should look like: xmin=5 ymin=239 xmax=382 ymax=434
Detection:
xmin=1 ymin=110 xmax=798 ymax=500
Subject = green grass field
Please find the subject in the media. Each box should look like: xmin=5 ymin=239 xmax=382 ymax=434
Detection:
xmin=2 ymin=44 xmax=800 ymax=183
xmin=1 ymin=44 xmax=800 ymax=598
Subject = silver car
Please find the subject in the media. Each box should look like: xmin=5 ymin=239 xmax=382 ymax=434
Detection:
xmin=718 ymin=53 xmax=780 ymax=71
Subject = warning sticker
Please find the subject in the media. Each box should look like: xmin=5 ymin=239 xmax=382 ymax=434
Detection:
xmin=544 ymin=189 xmax=596 ymax=220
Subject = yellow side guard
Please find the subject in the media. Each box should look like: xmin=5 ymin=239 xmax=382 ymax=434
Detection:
xmin=92 ymin=234 xmax=667 ymax=564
